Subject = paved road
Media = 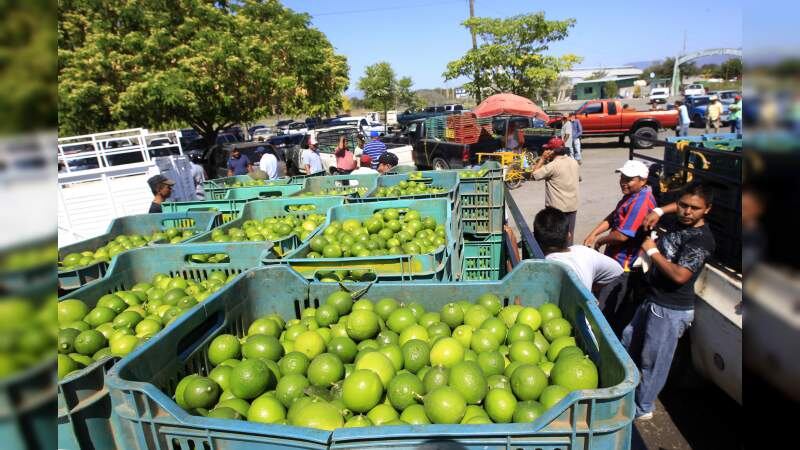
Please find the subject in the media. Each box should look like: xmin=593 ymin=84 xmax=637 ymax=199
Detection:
xmin=506 ymin=129 xmax=743 ymax=450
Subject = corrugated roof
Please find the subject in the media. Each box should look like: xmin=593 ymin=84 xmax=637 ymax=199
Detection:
xmin=573 ymin=75 xmax=641 ymax=85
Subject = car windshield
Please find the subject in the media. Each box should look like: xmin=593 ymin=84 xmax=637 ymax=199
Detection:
xmin=692 ymin=98 xmax=710 ymax=106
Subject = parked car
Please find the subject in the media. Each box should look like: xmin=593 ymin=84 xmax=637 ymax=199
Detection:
xmin=683 ymin=83 xmax=706 ymax=97
xmin=443 ymin=104 xmax=465 ymax=112
xmin=685 ymin=95 xmax=731 ymax=127
xmin=224 ymin=126 xmax=244 ymax=141
xmin=285 ymin=121 xmax=309 ymax=136
xmin=247 ymin=125 xmax=268 ymax=139
xmin=275 ymin=119 xmax=294 ymax=135
xmin=251 ymin=128 xmax=273 ymax=142
xmin=331 ymin=116 xmax=385 ymax=136
xmin=216 ymin=133 xmax=239 ymax=145
xmin=397 ymin=105 xmax=462 ymax=127
xmin=707 ymin=90 xmax=741 ymax=105
xmin=648 ymin=87 xmax=670 ymax=104
xmin=548 ymin=99 xmax=680 ymax=148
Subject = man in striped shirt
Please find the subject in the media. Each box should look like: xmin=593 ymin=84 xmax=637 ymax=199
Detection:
xmin=583 ymin=160 xmax=656 ymax=332
xmin=362 ymin=131 xmax=387 ymax=169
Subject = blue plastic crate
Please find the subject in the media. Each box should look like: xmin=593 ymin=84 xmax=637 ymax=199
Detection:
xmin=1 ymin=277 xmax=58 ymax=450
xmin=354 ymin=171 xmax=459 ymax=203
xmin=207 ymin=183 xmax=303 ymax=201
xmin=106 ymin=261 xmax=637 ymax=450
xmin=292 ymin=173 xmax=379 ymax=199
xmin=57 ymin=242 xmax=274 ymax=450
xmin=186 ymin=197 xmax=345 ymax=257
xmin=268 ymin=198 xmax=454 ymax=281
xmin=58 ymin=212 xmax=221 ymax=291
xmin=454 ymin=233 xmax=504 ymax=281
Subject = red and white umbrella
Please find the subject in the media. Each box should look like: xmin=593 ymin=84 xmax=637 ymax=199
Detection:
xmin=473 ymin=93 xmax=549 ymax=121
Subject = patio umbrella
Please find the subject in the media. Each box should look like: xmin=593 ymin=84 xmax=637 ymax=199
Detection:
xmin=473 ymin=93 xmax=549 ymax=121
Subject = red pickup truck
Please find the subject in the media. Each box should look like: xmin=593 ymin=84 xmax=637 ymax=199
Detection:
xmin=550 ymin=99 xmax=680 ymax=148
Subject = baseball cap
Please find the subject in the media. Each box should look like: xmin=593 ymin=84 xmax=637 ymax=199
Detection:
xmin=378 ymin=152 xmax=399 ymax=167
xmin=370 ymin=131 xmax=379 ymax=137
xmin=734 ymin=95 xmax=741 ymax=100
xmin=542 ymin=136 xmax=564 ymax=150
xmin=147 ymin=174 xmax=175 ymax=192
xmin=359 ymin=154 xmax=372 ymax=166
xmin=709 ymin=95 xmax=718 ymax=101
xmin=615 ymin=160 xmax=649 ymax=179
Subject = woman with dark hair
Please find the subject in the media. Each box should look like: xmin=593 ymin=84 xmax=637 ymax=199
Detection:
xmin=332 ymin=136 xmax=356 ymax=174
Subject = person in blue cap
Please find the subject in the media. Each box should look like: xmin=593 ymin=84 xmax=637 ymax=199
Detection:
xmin=362 ymin=131 xmax=387 ymax=169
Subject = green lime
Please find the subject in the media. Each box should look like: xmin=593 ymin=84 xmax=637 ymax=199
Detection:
xmin=84 ymin=307 xmax=116 ymax=327
xmin=507 ymin=323 xmax=535 ymax=344
xmin=546 ymin=336 xmax=577 ymax=361
xmin=109 ymin=335 xmax=140 ymax=357
xmin=341 ymin=369 xmax=384 ymax=413
xmin=513 ymin=400 xmax=546 ymax=423
xmin=278 ymin=351 xmax=310 ymax=376
xmin=112 ymin=311 xmax=143 ymax=330
xmin=247 ymin=317 xmax=281 ymax=338
xmin=183 ymin=377 xmax=220 ymax=410
xmin=386 ymin=307 xmax=416 ymax=333
xmin=242 ymin=334 xmax=283 ymax=362
xmin=429 ymin=337 xmax=464 ymax=368
xmin=550 ymin=356 xmax=599 ymax=390
xmin=510 ymin=364 xmax=548 ymax=401
xmin=448 ymin=360 xmax=487 ymax=405
xmin=470 ymin=329 xmax=499 ymax=353
xmin=477 ymin=293 xmax=503 ymax=316
xmin=58 ymin=328 xmax=80 ymax=354
xmin=58 ymin=299 xmax=89 ymax=325
xmin=400 ymin=404 xmax=431 ymax=425
xmin=516 ymin=306 xmax=542 ymax=332
xmin=175 ymin=374 xmax=202 ymax=409
xmin=293 ymin=330 xmax=326 ymax=359
xmin=230 ymin=359 xmax=273 ymax=400
xmin=97 ymin=294 xmax=127 ymax=314
xmin=315 ymin=304 xmax=339 ymax=327
xmin=73 ymin=330 xmax=107 ymax=356
xmin=216 ymin=398 xmax=251 ymax=417
xmin=440 ymin=302 xmax=464 ymax=329
xmin=346 ymin=310 xmax=380 ymax=341
xmin=540 ymin=385 xmax=570 ymax=409
xmin=387 ymin=372 xmax=425 ymax=410
xmin=307 ymin=353 xmax=344 ymax=387
xmin=354 ymin=351 xmax=395 ymax=388
xmin=538 ymin=303 xmax=563 ymax=323
xmin=509 ymin=341 xmax=541 ymax=365
xmin=542 ymin=317 xmax=572 ymax=342
xmin=291 ymin=401 xmax=344 ymax=430
xmin=424 ymin=386 xmax=466 ymax=424
xmin=484 ymin=388 xmax=517 ymax=423
xmin=275 ymin=374 xmax=310 ymax=408
xmin=64 ymin=320 xmax=91 ymax=332
xmin=367 ymin=403 xmax=399 ymax=425
xmin=463 ymin=305 xmax=491 ymax=329
xmin=480 ymin=317 xmax=508 ymax=344
xmin=207 ymin=407 xmax=241 ymax=420
xmin=344 ymin=414 xmax=374 ymax=428
xmin=247 ymin=394 xmax=286 ymax=424
xmin=401 ymin=339 xmax=430 ymax=374
xmin=58 ymin=354 xmax=79 ymax=379
xmin=477 ymin=350 xmax=505 ymax=377
xmin=399 ymin=324 xmax=429 ymax=346
xmin=208 ymin=365 xmax=233 ymax=392
xmin=374 ymin=298 xmax=399 ymax=321
xmin=422 ymin=365 xmax=449 ymax=393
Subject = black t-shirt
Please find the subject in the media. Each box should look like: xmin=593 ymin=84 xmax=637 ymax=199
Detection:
xmin=646 ymin=223 xmax=715 ymax=310
xmin=149 ymin=202 xmax=163 ymax=213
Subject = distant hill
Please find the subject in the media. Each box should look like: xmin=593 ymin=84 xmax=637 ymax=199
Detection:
xmin=627 ymin=54 xmax=739 ymax=70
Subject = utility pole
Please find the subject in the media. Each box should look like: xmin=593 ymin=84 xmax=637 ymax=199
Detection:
xmin=469 ymin=0 xmax=481 ymax=103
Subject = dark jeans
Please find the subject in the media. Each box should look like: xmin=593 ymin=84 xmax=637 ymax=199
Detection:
xmin=564 ymin=211 xmax=577 ymax=246
xmin=598 ymin=268 xmax=646 ymax=337
xmin=623 ymin=300 xmax=694 ymax=416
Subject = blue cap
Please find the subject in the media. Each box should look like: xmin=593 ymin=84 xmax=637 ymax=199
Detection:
xmin=370 ymin=131 xmax=379 ymax=137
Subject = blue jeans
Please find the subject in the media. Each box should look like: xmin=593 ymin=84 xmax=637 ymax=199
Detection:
xmin=622 ymin=300 xmax=694 ymax=416
xmin=731 ymin=118 xmax=742 ymax=137
xmin=677 ymin=124 xmax=689 ymax=136
xmin=571 ymin=138 xmax=582 ymax=161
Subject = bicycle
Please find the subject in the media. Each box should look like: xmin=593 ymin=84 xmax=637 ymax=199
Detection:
xmin=476 ymin=150 xmax=541 ymax=190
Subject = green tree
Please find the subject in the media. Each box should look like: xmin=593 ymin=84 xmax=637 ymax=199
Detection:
xmin=719 ymin=58 xmax=742 ymax=80
xmin=357 ymin=62 xmax=397 ymax=132
xmin=603 ymin=81 xmax=619 ymax=98
xmin=443 ymin=12 xmax=581 ymax=102
xmin=58 ymin=0 xmax=349 ymax=145
xmin=397 ymin=77 xmax=418 ymax=109
xmin=0 ymin=0 xmax=57 ymax=133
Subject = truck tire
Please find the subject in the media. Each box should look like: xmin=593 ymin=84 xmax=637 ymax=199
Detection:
xmin=431 ymin=157 xmax=450 ymax=171
xmin=633 ymin=126 xmax=657 ymax=149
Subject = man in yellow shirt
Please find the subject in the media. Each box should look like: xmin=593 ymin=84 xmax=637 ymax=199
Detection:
xmin=705 ymin=95 xmax=723 ymax=134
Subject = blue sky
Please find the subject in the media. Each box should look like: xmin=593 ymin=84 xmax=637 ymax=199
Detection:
xmin=283 ymin=0 xmax=743 ymax=95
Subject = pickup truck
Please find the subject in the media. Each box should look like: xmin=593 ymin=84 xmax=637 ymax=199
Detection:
xmin=396 ymin=105 xmax=464 ymax=127
xmin=408 ymin=116 xmax=556 ymax=170
xmin=685 ymin=95 xmax=731 ymax=127
xmin=549 ymin=99 xmax=680 ymax=149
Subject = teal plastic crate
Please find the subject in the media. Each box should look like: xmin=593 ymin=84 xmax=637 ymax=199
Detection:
xmin=1 ymin=277 xmax=58 ymax=450
xmin=291 ymin=173 xmax=378 ymax=199
xmin=106 ymin=261 xmax=637 ymax=450
xmin=57 ymin=242 xmax=273 ymax=450
xmin=354 ymin=171 xmax=459 ymax=203
xmin=221 ymin=184 xmax=304 ymax=201
xmin=186 ymin=197 xmax=345 ymax=257
xmin=456 ymin=178 xmax=505 ymax=235
xmin=455 ymin=233 xmax=504 ymax=281
xmin=268 ymin=198 xmax=454 ymax=281
xmin=58 ymin=212 xmax=221 ymax=291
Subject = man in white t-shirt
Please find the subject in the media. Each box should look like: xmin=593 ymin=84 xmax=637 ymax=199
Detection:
xmin=257 ymin=146 xmax=278 ymax=180
xmin=301 ymin=135 xmax=323 ymax=175
xmin=533 ymin=207 xmax=623 ymax=294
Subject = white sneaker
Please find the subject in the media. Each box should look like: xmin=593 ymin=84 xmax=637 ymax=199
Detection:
xmin=635 ymin=411 xmax=654 ymax=421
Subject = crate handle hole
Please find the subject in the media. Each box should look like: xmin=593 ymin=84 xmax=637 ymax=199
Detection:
xmin=185 ymin=253 xmax=231 ymax=264
xmin=258 ymin=191 xmax=282 ymax=199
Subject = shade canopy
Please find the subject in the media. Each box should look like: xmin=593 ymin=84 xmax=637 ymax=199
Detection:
xmin=473 ymin=93 xmax=549 ymax=121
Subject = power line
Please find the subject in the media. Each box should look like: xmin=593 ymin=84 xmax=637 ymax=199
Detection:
xmin=309 ymin=0 xmax=463 ymax=17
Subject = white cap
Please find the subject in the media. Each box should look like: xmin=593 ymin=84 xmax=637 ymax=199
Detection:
xmin=615 ymin=160 xmax=649 ymax=178
xmin=709 ymin=95 xmax=718 ymax=101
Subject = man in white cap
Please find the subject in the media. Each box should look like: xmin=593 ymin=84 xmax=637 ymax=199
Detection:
xmin=705 ymin=95 xmax=723 ymax=134
xmin=583 ymin=159 xmax=656 ymax=330
xmin=301 ymin=133 xmax=323 ymax=175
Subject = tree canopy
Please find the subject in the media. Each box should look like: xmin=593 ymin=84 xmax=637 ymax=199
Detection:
xmin=58 ymin=0 xmax=349 ymax=144
xmin=443 ymin=12 xmax=581 ymax=102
